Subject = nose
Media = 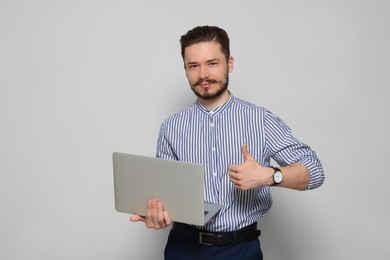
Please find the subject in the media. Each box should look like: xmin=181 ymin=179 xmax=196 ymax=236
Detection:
xmin=199 ymin=65 xmax=209 ymax=79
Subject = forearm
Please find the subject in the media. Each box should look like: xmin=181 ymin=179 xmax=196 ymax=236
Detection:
xmin=278 ymin=163 xmax=310 ymax=191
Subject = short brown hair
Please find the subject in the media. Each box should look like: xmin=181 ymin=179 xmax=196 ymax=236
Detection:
xmin=180 ymin=26 xmax=230 ymax=62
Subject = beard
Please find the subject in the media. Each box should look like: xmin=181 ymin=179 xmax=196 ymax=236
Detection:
xmin=190 ymin=73 xmax=229 ymax=100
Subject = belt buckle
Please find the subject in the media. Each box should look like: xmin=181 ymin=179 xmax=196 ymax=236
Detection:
xmin=198 ymin=232 xmax=213 ymax=246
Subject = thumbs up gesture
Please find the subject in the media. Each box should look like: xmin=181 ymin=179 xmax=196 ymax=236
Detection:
xmin=228 ymin=144 xmax=274 ymax=190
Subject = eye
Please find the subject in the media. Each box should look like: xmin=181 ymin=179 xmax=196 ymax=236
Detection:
xmin=187 ymin=64 xmax=198 ymax=70
xmin=208 ymin=62 xmax=218 ymax=67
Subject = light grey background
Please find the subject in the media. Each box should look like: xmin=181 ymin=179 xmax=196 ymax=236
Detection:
xmin=1 ymin=0 xmax=389 ymax=259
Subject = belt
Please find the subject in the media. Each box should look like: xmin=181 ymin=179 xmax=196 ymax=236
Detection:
xmin=172 ymin=222 xmax=261 ymax=246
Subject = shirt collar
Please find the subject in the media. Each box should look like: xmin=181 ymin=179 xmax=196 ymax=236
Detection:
xmin=195 ymin=92 xmax=235 ymax=116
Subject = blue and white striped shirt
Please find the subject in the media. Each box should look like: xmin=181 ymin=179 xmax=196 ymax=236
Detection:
xmin=156 ymin=93 xmax=324 ymax=232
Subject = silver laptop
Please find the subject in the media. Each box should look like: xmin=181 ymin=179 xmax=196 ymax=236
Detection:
xmin=112 ymin=152 xmax=222 ymax=226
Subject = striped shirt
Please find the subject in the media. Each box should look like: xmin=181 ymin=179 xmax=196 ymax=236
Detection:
xmin=156 ymin=93 xmax=324 ymax=232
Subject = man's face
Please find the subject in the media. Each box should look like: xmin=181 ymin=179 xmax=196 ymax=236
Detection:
xmin=183 ymin=41 xmax=234 ymax=100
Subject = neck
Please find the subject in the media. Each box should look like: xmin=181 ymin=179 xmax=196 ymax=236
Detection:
xmin=197 ymin=90 xmax=231 ymax=110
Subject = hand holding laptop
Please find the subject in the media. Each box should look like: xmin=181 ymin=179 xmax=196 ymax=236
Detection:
xmin=113 ymin=152 xmax=222 ymax=225
xmin=130 ymin=198 xmax=172 ymax=229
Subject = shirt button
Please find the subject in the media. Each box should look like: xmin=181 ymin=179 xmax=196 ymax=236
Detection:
xmin=211 ymin=147 xmax=216 ymax=152
xmin=210 ymin=123 xmax=214 ymax=127
xmin=213 ymin=172 xmax=218 ymax=177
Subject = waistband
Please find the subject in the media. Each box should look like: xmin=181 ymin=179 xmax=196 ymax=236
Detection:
xmin=171 ymin=222 xmax=261 ymax=246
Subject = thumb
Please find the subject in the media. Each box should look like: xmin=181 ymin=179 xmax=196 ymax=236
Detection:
xmin=130 ymin=215 xmax=145 ymax=223
xmin=242 ymin=144 xmax=255 ymax=161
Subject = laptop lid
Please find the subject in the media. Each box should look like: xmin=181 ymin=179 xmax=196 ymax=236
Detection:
xmin=112 ymin=152 xmax=222 ymax=226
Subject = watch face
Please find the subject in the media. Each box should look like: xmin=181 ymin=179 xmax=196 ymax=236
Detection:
xmin=274 ymin=171 xmax=283 ymax=184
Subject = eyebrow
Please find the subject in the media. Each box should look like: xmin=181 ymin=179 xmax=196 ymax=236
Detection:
xmin=186 ymin=58 xmax=220 ymax=66
xmin=207 ymin=58 xmax=220 ymax=63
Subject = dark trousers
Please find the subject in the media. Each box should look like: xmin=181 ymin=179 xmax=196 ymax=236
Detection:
xmin=164 ymin=228 xmax=263 ymax=260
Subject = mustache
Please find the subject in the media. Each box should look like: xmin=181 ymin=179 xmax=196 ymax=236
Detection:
xmin=192 ymin=78 xmax=219 ymax=87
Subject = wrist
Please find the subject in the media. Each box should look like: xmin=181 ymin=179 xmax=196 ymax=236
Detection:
xmin=266 ymin=167 xmax=275 ymax=186
xmin=270 ymin=166 xmax=283 ymax=186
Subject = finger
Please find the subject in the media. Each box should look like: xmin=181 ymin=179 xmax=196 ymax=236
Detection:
xmin=130 ymin=215 xmax=146 ymax=223
xmin=228 ymin=171 xmax=238 ymax=180
xmin=156 ymin=201 xmax=166 ymax=227
xmin=229 ymin=172 xmax=240 ymax=186
xmin=145 ymin=199 xmax=155 ymax=228
xmin=151 ymin=199 xmax=160 ymax=229
xmin=241 ymin=144 xmax=254 ymax=161
xmin=228 ymin=171 xmax=235 ymax=182
xmin=228 ymin=165 xmax=241 ymax=173
xmin=163 ymin=211 xmax=172 ymax=226
xmin=233 ymin=179 xmax=243 ymax=189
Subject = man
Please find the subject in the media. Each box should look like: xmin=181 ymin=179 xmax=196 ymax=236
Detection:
xmin=131 ymin=25 xmax=325 ymax=260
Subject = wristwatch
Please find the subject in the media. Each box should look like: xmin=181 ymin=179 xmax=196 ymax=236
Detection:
xmin=270 ymin=166 xmax=283 ymax=186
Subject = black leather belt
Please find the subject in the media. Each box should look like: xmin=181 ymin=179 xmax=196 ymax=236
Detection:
xmin=172 ymin=222 xmax=261 ymax=246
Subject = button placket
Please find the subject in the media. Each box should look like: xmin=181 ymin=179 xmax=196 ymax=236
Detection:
xmin=209 ymin=116 xmax=217 ymax=177
xmin=209 ymin=113 xmax=221 ymax=202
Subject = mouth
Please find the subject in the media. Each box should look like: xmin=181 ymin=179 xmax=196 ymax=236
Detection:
xmin=199 ymin=82 xmax=211 ymax=88
xmin=194 ymin=79 xmax=218 ymax=88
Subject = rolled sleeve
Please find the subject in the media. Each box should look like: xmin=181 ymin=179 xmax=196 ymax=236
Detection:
xmin=264 ymin=110 xmax=325 ymax=190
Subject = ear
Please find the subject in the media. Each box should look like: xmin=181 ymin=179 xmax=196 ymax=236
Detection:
xmin=228 ymin=56 xmax=234 ymax=73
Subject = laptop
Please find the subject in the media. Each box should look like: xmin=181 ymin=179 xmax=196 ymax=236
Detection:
xmin=112 ymin=152 xmax=222 ymax=226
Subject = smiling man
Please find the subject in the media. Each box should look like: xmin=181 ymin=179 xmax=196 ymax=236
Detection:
xmin=185 ymin=41 xmax=233 ymax=106
xmin=130 ymin=25 xmax=325 ymax=260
